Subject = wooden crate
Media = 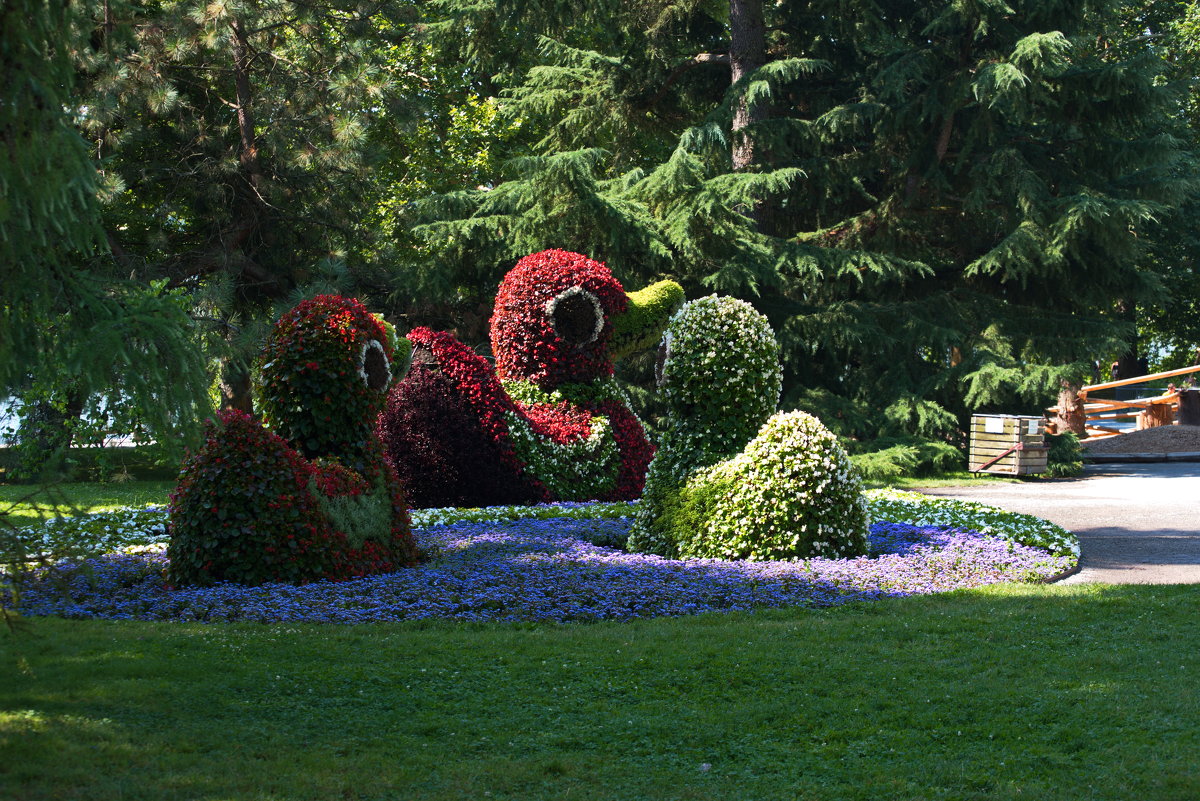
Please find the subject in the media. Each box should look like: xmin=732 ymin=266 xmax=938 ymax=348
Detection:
xmin=969 ymin=415 xmax=1049 ymax=475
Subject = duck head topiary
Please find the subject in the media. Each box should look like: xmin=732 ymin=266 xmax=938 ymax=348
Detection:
xmin=655 ymin=295 xmax=782 ymax=465
xmin=256 ymin=294 xmax=405 ymax=467
xmin=490 ymin=249 xmax=683 ymax=388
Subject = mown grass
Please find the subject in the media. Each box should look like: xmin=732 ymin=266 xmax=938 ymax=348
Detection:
xmin=0 ymin=481 xmax=173 ymax=527
xmin=3 ymin=583 xmax=1198 ymax=801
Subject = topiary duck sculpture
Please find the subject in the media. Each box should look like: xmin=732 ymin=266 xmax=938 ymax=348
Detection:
xmin=627 ymin=295 xmax=869 ymax=561
xmin=168 ymin=295 xmax=420 ymax=586
xmin=378 ymin=249 xmax=684 ymax=508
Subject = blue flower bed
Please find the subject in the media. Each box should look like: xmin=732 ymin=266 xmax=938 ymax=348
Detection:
xmin=12 ymin=509 xmax=1075 ymax=624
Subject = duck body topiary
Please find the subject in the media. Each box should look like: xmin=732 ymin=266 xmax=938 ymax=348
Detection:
xmin=626 ymin=295 xmax=869 ymax=561
xmin=168 ymin=295 xmax=420 ymax=587
xmin=378 ymin=249 xmax=683 ymax=508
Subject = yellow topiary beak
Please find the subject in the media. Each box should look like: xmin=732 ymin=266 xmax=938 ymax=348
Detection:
xmin=608 ymin=280 xmax=685 ymax=362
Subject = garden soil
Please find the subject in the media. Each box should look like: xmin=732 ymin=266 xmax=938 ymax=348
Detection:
xmin=1081 ymin=424 xmax=1200 ymax=454
xmin=918 ymin=462 xmax=1200 ymax=584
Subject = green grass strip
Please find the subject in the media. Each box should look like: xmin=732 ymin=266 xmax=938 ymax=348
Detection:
xmin=2 ymin=584 xmax=1197 ymax=800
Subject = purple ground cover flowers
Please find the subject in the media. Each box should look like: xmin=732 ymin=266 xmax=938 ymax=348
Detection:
xmin=14 ymin=515 xmax=1073 ymax=624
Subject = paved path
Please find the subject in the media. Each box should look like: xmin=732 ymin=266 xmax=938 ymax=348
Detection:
xmin=918 ymin=463 xmax=1200 ymax=584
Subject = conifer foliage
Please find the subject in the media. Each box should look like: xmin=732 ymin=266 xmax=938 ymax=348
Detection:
xmin=1 ymin=0 xmax=209 ymax=466
xmin=68 ymin=0 xmax=426 ymax=412
xmin=413 ymin=0 xmax=1198 ymax=446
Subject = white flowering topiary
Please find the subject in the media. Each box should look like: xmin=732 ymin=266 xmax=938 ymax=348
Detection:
xmin=656 ymin=294 xmax=782 ymax=465
xmin=665 ymin=411 xmax=868 ymax=560
xmin=628 ymin=295 xmax=868 ymax=561
xmin=628 ymin=296 xmax=781 ymax=556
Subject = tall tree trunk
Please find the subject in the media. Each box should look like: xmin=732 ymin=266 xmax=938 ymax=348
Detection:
xmin=729 ymin=0 xmax=772 ymax=232
xmin=219 ymin=358 xmax=254 ymax=414
xmin=1053 ymin=380 xmax=1086 ymax=437
xmin=730 ymin=0 xmax=768 ymax=172
xmin=230 ymin=17 xmax=264 ymax=199
xmin=1179 ymin=389 xmax=1200 ymax=426
xmin=227 ymin=17 xmax=282 ymax=297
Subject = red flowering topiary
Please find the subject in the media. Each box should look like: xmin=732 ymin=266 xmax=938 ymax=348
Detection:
xmin=489 ymin=251 xmax=655 ymax=499
xmin=379 ymin=250 xmax=677 ymax=507
xmin=169 ymin=295 xmax=420 ymax=587
xmin=491 ymin=249 xmax=628 ymax=387
xmin=377 ymin=328 xmax=548 ymax=508
xmin=168 ymin=411 xmax=418 ymax=586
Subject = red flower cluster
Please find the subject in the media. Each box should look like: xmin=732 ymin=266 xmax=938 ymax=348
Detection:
xmin=168 ymin=411 xmax=419 ymax=587
xmin=491 ymin=249 xmax=627 ymax=387
xmin=407 ymin=328 xmax=523 ymax=453
xmin=378 ymin=251 xmax=660 ymax=506
xmin=521 ymin=402 xmax=593 ymax=445
xmin=258 ymin=294 xmax=392 ymax=466
xmin=311 ymin=459 xmax=370 ymax=498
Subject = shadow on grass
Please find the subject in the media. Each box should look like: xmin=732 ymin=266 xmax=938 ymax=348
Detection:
xmin=3 ymin=583 xmax=1199 ymax=801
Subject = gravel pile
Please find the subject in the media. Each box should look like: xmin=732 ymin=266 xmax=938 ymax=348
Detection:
xmin=1082 ymin=425 xmax=1200 ymax=454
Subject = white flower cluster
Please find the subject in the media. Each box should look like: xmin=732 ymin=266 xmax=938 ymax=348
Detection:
xmin=659 ymin=295 xmax=782 ymax=428
xmin=630 ymin=296 xmax=798 ymax=558
xmin=14 ymin=506 xmax=169 ymax=559
xmin=676 ymin=411 xmax=869 ymax=561
xmin=865 ymin=488 xmax=1080 ymax=558
xmin=410 ymin=500 xmax=635 ymax=528
xmin=504 ymin=409 xmax=619 ymax=500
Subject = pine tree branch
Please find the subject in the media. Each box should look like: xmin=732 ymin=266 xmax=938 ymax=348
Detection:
xmin=245 ymin=20 xmax=291 ymax=36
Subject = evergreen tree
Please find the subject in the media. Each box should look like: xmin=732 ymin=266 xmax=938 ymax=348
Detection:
xmin=409 ymin=0 xmax=1197 ymax=450
xmin=70 ymin=0 xmax=426 ymax=409
xmin=2 ymin=0 xmax=208 ymax=470
xmin=2 ymin=0 xmax=108 ymax=386
xmin=1120 ymin=0 xmax=1200 ymax=372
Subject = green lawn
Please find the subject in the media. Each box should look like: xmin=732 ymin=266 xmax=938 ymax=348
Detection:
xmin=3 ymin=584 xmax=1198 ymax=801
xmin=0 ymin=481 xmax=173 ymax=527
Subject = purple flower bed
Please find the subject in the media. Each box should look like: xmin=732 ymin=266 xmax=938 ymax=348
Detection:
xmin=11 ymin=517 xmax=1072 ymax=624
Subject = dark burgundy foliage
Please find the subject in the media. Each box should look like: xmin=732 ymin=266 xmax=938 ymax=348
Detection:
xmin=378 ymin=363 xmax=545 ymax=508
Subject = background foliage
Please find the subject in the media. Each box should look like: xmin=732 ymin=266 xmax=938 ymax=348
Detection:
xmin=6 ymin=0 xmax=1200 ymax=481
xmin=405 ymin=0 xmax=1200 ymax=453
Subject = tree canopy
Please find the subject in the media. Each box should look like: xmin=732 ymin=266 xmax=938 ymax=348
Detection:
xmin=5 ymin=0 xmax=1200 ymax=466
xmin=406 ymin=0 xmax=1200 ymax=449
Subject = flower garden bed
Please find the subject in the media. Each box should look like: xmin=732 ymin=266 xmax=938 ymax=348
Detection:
xmin=8 ymin=489 xmax=1077 ymax=623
